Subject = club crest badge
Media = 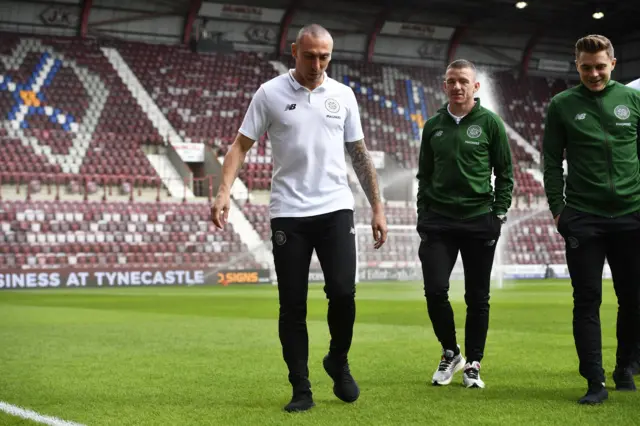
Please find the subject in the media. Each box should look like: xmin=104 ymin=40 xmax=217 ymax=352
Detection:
xmin=466 ymin=125 xmax=482 ymax=138
xmin=614 ymin=105 xmax=630 ymax=120
xmin=325 ymin=98 xmax=340 ymax=113
xmin=274 ymin=230 xmax=287 ymax=246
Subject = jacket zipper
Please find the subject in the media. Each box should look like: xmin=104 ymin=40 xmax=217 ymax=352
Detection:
xmin=447 ymin=108 xmax=474 ymax=216
xmin=595 ymin=97 xmax=615 ymax=199
xmin=452 ymin=114 xmax=464 ymax=214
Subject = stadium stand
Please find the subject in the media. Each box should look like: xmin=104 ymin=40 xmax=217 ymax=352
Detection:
xmin=0 ymin=199 xmax=262 ymax=270
xmin=0 ymin=32 xmax=568 ymax=271
xmin=494 ymin=70 xmax=571 ymax=152
xmin=0 ymin=35 xmax=162 ymax=181
xmin=112 ymin=40 xmax=277 ymax=191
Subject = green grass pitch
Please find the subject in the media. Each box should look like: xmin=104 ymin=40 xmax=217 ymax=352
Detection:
xmin=0 ymin=279 xmax=637 ymax=425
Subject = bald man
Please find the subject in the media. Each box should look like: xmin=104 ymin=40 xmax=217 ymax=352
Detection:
xmin=212 ymin=24 xmax=388 ymax=412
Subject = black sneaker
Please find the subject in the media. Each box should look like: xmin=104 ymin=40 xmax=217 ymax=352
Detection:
xmin=283 ymin=390 xmax=315 ymax=413
xmin=612 ymin=367 xmax=637 ymax=391
xmin=323 ymin=354 xmax=360 ymax=403
xmin=578 ymin=381 xmax=608 ymax=405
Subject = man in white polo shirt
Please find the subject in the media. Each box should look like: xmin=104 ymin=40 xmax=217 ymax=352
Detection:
xmin=211 ymin=23 xmax=388 ymax=412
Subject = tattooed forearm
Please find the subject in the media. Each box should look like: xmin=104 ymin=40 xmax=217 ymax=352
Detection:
xmin=345 ymin=140 xmax=382 ymax=208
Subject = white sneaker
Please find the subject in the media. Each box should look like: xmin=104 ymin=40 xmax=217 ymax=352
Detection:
xmin=462 ymin=361 xmax=485 ymax=388
xmin=432 ymin=346 xmax=466 ymax=386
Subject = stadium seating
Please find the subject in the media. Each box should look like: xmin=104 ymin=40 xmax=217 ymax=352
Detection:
xmin=0 ymin=32 xmax=571 ymax=269
xmin=358 ymin=207 xmax=566 ymax=267
xmin=0 ymin=200 xmax=261 ymax=270
xmin=327 ymin=59 xmax=445 ymax=170
xmin=112 ymin=40 xmax=276 ymax=190
xmin=504 ymin=210 xmax=566 ymax=265
xmin=0 ymin=34 xmax=161 ymax=182
xmin=494 ymin=71 xmax=571 ymax=151
xmin=113 ymin=47 xmax=546 ymax=193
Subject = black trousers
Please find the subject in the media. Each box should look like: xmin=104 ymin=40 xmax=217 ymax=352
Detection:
xmin=417 ymin=211 xmax=502 ymax=363
xmin=557 ymin=206 xmax=640 ymax=383
xmin=270 ymin=209 xmax=357 ymax=391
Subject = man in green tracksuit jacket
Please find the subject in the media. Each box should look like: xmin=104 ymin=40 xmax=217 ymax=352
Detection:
xmin=416 ymin=59 xmax=514 ymax=390
xmin=627 ymin=77 xmax=640 ymax=378
xmin=543 ymin=34 xmax=640 ymax=405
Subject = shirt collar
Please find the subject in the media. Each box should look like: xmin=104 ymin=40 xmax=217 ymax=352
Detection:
xmin=287 ymin=69 xmax=328 ymax=92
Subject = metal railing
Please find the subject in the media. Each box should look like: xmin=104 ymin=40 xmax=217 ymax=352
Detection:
xmin=0 ymin=172 xmax=216 ymax=204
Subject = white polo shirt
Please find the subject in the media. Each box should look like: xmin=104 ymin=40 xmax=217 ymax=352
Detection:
xmin=628 ymin=78 xmax=640 ymax=91
xmin=239 ymin=70 xmax=364 ymax=218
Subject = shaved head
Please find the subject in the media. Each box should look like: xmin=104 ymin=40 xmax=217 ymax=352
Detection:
xmin=443 ymin=58 xmax=480 ymax=114
xmin=291 ymin=24 xmax=333 ymax=90
xmin=446 ymin=59 xmax=477 ymax=79
xmin=296 ymin=24 xmax=333 ymax=45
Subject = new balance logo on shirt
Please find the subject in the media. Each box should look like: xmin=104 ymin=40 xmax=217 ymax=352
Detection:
xmin=285 ymin=104 xmax=297 ymax=111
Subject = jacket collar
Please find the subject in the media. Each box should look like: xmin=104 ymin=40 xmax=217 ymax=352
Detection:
xmin=578 ymin=79 xmax=616 ymax=96
xmin=438 ymin=97 xmax=482 ymax=116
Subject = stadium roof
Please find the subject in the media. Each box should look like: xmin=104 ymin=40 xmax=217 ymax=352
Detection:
xmin=233 ymin=0 xmax=640 ymax=42
xmin=380 ymin=0 xmax=639 ymax=39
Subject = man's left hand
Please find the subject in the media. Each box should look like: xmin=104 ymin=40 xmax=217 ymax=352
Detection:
xmin=371 ymin=208 xmax=388 ymax=249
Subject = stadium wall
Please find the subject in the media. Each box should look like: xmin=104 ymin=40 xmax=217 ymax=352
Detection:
xmin=196 ymin=1 xmax=579 ymax=76
xmin=454 ymin=30 xmax=525 ymax=71
xmin=0 ymin=0 xmax=185 ymax=44
xmin=0 ymin=0 xmax=79 ymax=37
xmin=200 ymin=20 xmax=279 ymax=53
xmin=617 ymin=33 xmax=640 ymax=83
xmin=0 ymin=268 xmax=272 ymax=290
xmin=88 ymin=3 xmax=183 ymax=44
xmin=0 ymin=0 xmax=586 ymax=78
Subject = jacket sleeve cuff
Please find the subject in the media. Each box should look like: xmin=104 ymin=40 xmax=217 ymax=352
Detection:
xmin=550 ymin=204 xmax=565 ymax=217
xmin=417 ymin=205 xmax=428 ymax=219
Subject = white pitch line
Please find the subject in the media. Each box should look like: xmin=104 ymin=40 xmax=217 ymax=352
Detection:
xmin=0 ymin=401 xmax=85 ymax=426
